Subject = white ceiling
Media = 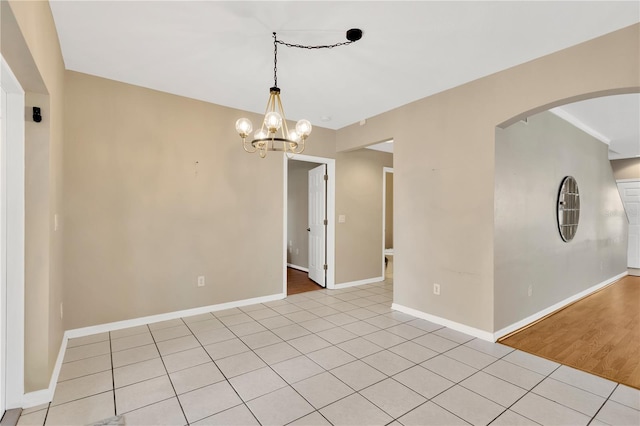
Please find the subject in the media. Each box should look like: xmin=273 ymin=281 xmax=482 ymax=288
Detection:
xmin=49 ymin=1 xmax=639 ymax=157
xmin=552 ymin=94 xmax=640 ymax=159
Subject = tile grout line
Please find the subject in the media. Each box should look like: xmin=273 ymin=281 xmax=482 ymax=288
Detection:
xmin=393 ymin=339 xmax=507 ymax=426
xmin=265 ymin=291 xmax=397 ymax=424
xmin=486 ymin=361 xmax=565 ymax=425
xmin=587 ymin=383 xmax=619 ymax=425
xmin=182 ymin=313 xmax=262 ymax=425
xmin=237 ymin=287 xmax=427 ymax=423
xmin=218 ymin=306 xmax=344 ymax=424
xmin=147 ymin=320 xmax=190 ymax=424
xmin=108 ymin=331 xmax=117 ymax=417
xmin=222 ymin=289 xmax=397 ymax=422
xmin=521 ymin=362 xmax=617 ymax=421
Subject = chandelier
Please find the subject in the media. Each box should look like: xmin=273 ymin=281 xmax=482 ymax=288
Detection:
xmin=235 ymin=29 xmax=363 ymax=158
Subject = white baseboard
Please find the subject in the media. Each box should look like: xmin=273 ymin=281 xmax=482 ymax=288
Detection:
xmin=334 ymin=276 xmax=384 ymax=290
xmin=392 ymin=303 xmax=494 ymax=342
xmin=393 ymin=272 xmax=628 ymax=343
xmin=22 ymin=333 xmax=67 ymax=408
xmin=65 ymin=292 xmax=285 ymax=339
xmin=493 ymin=271 xmax=627 ymax=341
xmin=287 ymin=264 xmax=309 ymax=273
xmin=20 ymin=291 xmax=285 ymax=407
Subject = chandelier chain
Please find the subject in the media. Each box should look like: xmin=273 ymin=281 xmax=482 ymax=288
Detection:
xmin=275 ymin=39 xmax=356 ymax=50
xmin=273 ymin=33 xmax=278 ymax=88
xmin=272 ymin=31 xmax=358 ymax=87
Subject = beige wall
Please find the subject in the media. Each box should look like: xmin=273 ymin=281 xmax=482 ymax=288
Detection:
xmin=611 ymin=158 xmax=640 ymax=181
xmin=495 ymin=112 xmax=627 ymax=330
xmin=336 ymin=23 xmax=639 ymax=333
xmin=63 ymin=71 xmax=334 ymax=329
xmin=335 ymin=149 xmax=393 ymax=283
xmin=2 ymin=0 xmax=65 ymax=391
xmin=287 ymin=160 xmax=317 ymax=268
xmin=24 ymin=92 xmax=52 ymax=391
xmin=64 ymin=70 xmax=397 ymax=327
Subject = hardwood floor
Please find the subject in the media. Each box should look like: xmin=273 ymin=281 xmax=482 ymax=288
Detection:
xmin=500 ymin=275 xmax=640 ymax=389
xmin=287 ymin=267 xmax=323 ymax=295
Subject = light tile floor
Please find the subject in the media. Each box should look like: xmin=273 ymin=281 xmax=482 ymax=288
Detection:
xmin=17 ymin=281 xmax=640 ymax=426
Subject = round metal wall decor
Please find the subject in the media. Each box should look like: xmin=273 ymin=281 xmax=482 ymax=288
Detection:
xmin=557 ymin=176 xmax=580 ymax=242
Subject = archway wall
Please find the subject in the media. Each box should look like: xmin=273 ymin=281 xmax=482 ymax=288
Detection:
xmin=336 ymin=24 xmax=639 ymax=336
xmin=494 ymin=111 xmax=628 ymax=332
xmin=2 ymin=0 xmax=66 ymax=393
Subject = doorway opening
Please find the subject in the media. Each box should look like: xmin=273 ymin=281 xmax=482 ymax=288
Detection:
xmin=283 ymin=154 xmax=335 ymax=295
xmin=617 ymin=179 xmax=640 ymax=274
xmin=382 ymin=167 xmax=394 ymax=282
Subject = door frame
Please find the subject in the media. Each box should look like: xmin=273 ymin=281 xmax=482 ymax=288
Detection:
xmin=617 ymin=178 xmax=640 ymax=269
xmin=283 ymin=154 xmax=335 ymax=292
xmin=1 ymin=54 xmax=26 ymax=411
xmin=307 ymin=164 xmax=327 ymax=287
xmin=382 ymin=167 xmax=394 ymax=277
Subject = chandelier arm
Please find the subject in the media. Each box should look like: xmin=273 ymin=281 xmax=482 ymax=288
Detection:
xmin=264 ymin=92 xmax=275 ymax=124
xmin=285 ymin=146 xmax=295 ymax=159
xmin=242 ymin=139 xmax=257 ymax=153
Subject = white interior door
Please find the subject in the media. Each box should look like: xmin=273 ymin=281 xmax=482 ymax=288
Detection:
xmin=618 ymin=181 xmax=640 ymax=268
xmin=308 ymin=165 xmax=326 ymax=286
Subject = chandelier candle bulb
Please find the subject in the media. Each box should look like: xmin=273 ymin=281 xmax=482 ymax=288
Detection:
xmin=235 ymin=118 xmax=253 ymax=138
xmin=264 ymin=111 xmax=282 ymax=133
xmin=296 ymin=119 xmax=312 ymax=137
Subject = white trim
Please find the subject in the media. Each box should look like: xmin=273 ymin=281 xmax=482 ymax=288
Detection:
xmin=287 ymin=264 xmax=309 ymax=273
xmin=549 ymin=107 xmax=611 ymax=145
xmin=21 ymin=291 xmax=285 ymax=407
xmin=283 ymin=156 xmax=288 ymax=296
xmin=0 ymin=74 xmax=5 ymax=417
xmin=493 ymin=271 xmax=627 ymax=341
xmin=284 ymin=154 xmax=336 ymax=291
xmin=334 ymin=276 xmax=384 ymax=290
xmin=1 ymin=54 xmax=25 ymax=411
xmin=392 ymin=303 xmax=495 ymax=342
xmin=382 ymin=167 xmax=394 ymax=278
xmin=66 ymin=292 xmax=285 ymax=339
xmin=21 ymin=335 xmax=67 ymax=408
xmin=615 ymin=178 xmax=640 ymax=183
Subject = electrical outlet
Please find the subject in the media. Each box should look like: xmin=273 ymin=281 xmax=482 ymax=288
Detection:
xmin=54 ymin=214 xmax=59 ymax=231
xmin=433 ymin=283 xmax=440 ymax=295
xmin=60 ymin=302 xmax=63 ymax=319
xmin=197 ymin=276 xmax=205 ymax=287
xmin=527 ymin=285 xmax=533 ymax=297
